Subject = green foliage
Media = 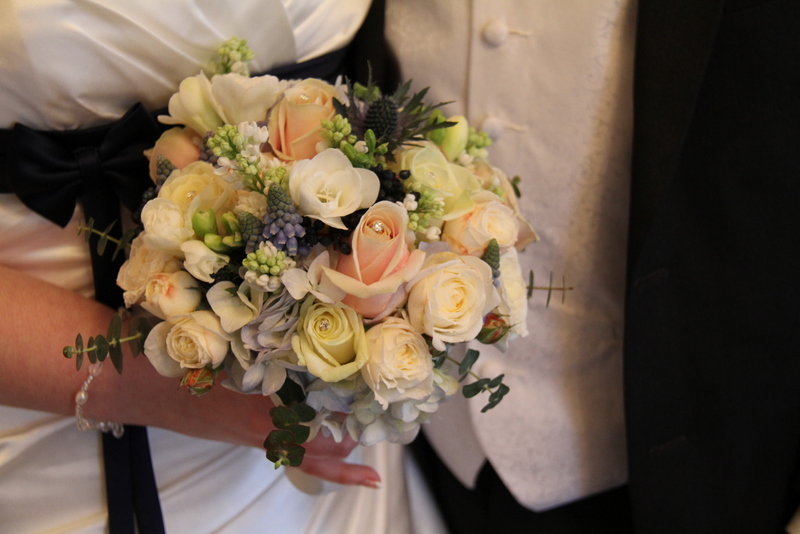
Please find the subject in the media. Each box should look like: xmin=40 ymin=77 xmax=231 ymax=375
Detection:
xmin=63 ymin=312 xmax=153 ymax=374
xmin=77 ymin=217 xmax=136 ymax=260
xmin=264 ymin=402 xmax=316 ymax=468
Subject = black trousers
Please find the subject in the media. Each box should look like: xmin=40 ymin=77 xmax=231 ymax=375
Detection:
xmin=411 ymin=433 xmax=635 ymax=534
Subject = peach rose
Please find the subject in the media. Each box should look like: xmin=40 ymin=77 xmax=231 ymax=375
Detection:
xmin=323 ymin=202 xmax=426 ymax=319
xmin=145 ymin=127 xmax=202 ymax=183
xmin=268 ymin=78 xmax=337 ymax=161
xmin=442 ymin=191 xmax=519 ymax=256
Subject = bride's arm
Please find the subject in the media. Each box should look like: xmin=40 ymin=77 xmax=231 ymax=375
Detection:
xmin=0 ymin=264 xmax=380 ymax=487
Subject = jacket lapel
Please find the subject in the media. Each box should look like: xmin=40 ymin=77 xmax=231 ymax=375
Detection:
xmin=627 ymin=0 xmax=726 ymax=271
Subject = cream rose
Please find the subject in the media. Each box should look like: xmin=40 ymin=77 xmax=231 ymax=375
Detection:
xmin=146 ymin=127 xmax=202 ymax=183
xmin=141 ymin=198 xmax=195 ymax=257
xmin=141 ymin=270 xmax=202 ymax=320
xmin=362 ymin=316 xmax=434 ymax=408
xmin=442 ymin=191 xmax=519 ymax=256
xmin=394 ymin=142 xmax=480 ymax=220
xmin=288 ymin=149 xmax=380 ymax=230
xmin=159 ymin=161 xmax=239 ymax=231
xmin=323 ymin=201 xmax=425 ymax=319
xmin=160 ymin=73 xmax=223 ymax=136
xmin=292 ymin=299 xmax=369 ymax=383
xmin=143 ymin=311 xmax=231 ymax=377
xmin=180 ymin=240 xmax=229 ymax=283
xmin=268 ymin=78 xmax=337 ymax=161
xmin=406 ymin=252 xmax=500 ymax=350
xmin=117 ymin=234 xmax=182 ymax=307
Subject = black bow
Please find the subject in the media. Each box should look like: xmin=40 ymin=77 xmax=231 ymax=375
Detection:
xmin=5 ymin=103 xmax=160 ymax=230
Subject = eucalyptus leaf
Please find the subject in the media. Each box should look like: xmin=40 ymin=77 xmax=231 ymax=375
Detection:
xmin=107 ymin=313 xmax=122 ymax=342
xmin=109 ymin=341 xmax=123 ymax=374
xmin=285 ymin=424 xmax=311 ymax=444
xmin=462 ymin=378 xmax=489 ymax=398
xmin=291 ymin=403 xmax=316 ymax=423
xmin=265 ymin=429 xmax=295 ymax=446
xmin=94 ymin=335 xmax=109 ymax=361
xmin=87 ymin=337 xmax=97 ymax=364
xmin=76 ymin=351 xmax=84 ymax=371
xmin=97 ymin=221 xmax=116 ymax=256
xmin=486 ymin=374 xmax=505 ymax=388
xmin=458 ymin=349 xmax=480 ymax=376
xmin=270 ymin=405 xmax=300 ymax=428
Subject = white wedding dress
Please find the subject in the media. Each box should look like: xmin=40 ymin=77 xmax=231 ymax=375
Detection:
xmin=0 ymin=2 xmax=446 ymax=532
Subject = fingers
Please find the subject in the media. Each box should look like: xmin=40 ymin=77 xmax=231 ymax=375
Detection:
xmin=297 ymin=456 xmax=381 ymax=488
xmin=298 ymin=433 xmax=381 ymax=488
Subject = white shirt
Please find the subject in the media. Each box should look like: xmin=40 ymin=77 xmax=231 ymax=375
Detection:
xmin=387 ymin=0 xmax=637 ymax=511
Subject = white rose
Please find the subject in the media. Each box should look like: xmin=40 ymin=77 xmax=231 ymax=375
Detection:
xmin=141 ymin=270 xmax=202 ymax=320
xmin=362 ymin=316 xmax=434 ymax=408
xmin=291 ymin=298 xmax=369 ymax=382
xmin=143 ymin=311 xmax=231 ymax=377
xmin=141 ymin=198 xmax=195 ymax=257
xmin=117 ymin=234 xmax=182 ymax=307
xmin=394 ymin=142 xmax=479 ymax=220
xmin=441 ymin=191 xmax=519 ymax=256
xmin=180 ymin=240 xmax=229 ymax=283
xmin=406 ymin=252 xmax=500 ymax=350
xmin=209 ymin=73 xmax=286 ymax=126
xmin=159 ymin=73 xmax=223 ymax=136
xmin=288 ymin=149 xmax=380 ymax=230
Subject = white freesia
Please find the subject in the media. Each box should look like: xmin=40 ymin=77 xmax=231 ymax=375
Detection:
xmin=143 ymin=311 xmax=231 ymax=377
xmin=180 ymin=240 xmax=229 ymax=283
xmin=117 ymin=234 xmax=182 ymax=307
xmin=209 ymin=73 xmax=286 ymax=125
xmin=206 ymin=281 xmax=261 ymax=333
xmin=288 ymin=149 xmax=380 ymax=230
xmin=281 ymin=250 xmax=345 ymax=303
xmin=159 ymin=73 xmax=223 ymax=135
xmin=141 ymin=198 xmax=195 ymax=257
xmin=406 ymin=252 xmax=500 ymax=350
xmin=141 ymin=270 xmax=202 ymax=320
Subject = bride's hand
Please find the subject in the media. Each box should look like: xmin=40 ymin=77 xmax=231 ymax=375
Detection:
xmin=299 ymin=432 xmax=381 ymax=488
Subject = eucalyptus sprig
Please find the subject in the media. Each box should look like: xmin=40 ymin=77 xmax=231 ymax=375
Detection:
xmin=62 ymin=312 xmax=152 ymax=374
xmin=77 ymin=217 xmax=137 ymax=261
xmin=264 ymin=377 xmax=315 ymax=468
xmin=527 ymin=270 xmax=574 ymax=306
xmin=450 ymin=348 xmax=510 ymax=413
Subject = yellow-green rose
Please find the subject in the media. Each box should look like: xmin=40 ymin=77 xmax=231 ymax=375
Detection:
xmin=292 ymin=299 xmax=369 ymax=382
xmin=393 ymin=142 xmax=479 ymax=220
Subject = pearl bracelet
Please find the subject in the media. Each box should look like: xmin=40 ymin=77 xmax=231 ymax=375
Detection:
xmin=75 ymin=361 xmax=124 ymax=438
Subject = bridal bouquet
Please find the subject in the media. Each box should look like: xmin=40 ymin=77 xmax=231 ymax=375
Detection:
xmin=65 ymin=40 xmax=537 ymax=467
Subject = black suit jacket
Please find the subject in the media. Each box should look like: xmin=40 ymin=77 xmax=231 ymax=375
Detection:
xmin=626 ymin=0 xmax=800 ymax=532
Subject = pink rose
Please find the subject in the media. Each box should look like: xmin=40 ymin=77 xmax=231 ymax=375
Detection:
xmin=323 ymin=202 xmax=426 ymax=319
xmin=146 ymin=127 xmax=202 ymax=183
xmin=267 ymin=79 xmax=337 ymax=161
